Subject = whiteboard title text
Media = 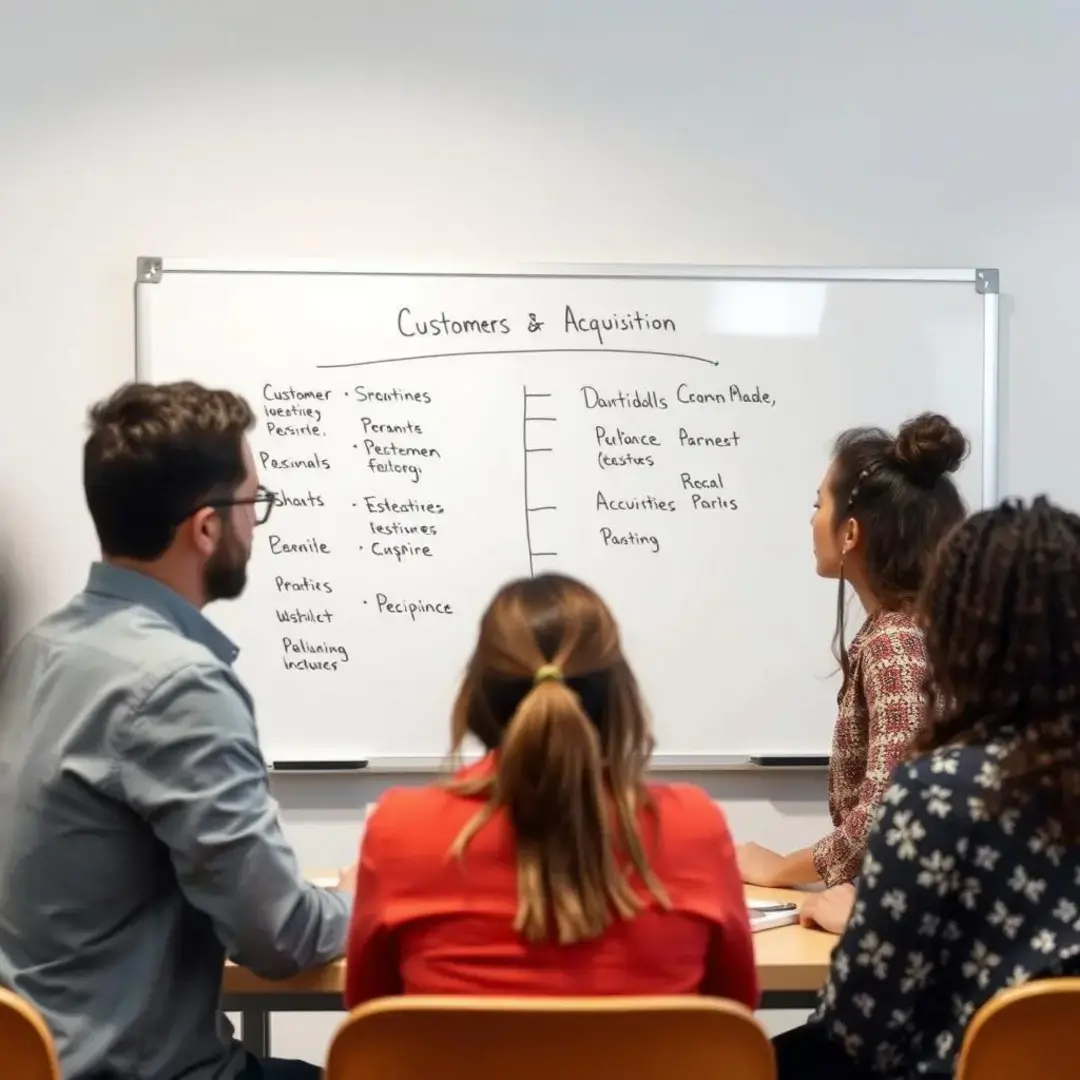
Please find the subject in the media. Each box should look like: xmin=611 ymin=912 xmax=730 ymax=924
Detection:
xmin=396 ymin=305 xmax=677 ymax=346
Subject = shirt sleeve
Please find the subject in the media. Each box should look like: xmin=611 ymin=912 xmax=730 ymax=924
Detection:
xmin=812 ymin=762 xmax=955 ymax=1075
xmin=344 ymin=797 xmax=403 ymax=1007
xmin=115 ymin=663 xmax=351 ymax=980
xmin=812 ymin=635 xmax=927 ymax=886
xmin=700 ymin=805 xmax=759 ymax=1009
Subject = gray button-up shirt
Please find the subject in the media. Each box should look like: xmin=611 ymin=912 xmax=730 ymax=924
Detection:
xmin=0 ymin=563 xmax=350 ymax=1080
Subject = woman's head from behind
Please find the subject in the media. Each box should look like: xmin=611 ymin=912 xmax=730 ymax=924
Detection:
xmin=812 ymin=412 xmax=968 ymax=672
xmin=913 ymin=496 xmax=1080 ymax=838
xmin=449 ymin=573 xmax=665 ymax=944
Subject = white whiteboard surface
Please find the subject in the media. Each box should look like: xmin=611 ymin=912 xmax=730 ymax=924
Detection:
xmin=135 ymin=262 xmax=999 ymax=769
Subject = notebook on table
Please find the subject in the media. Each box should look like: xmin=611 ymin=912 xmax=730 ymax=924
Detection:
xmin=747 ymin=897 xmax=799 ymax=932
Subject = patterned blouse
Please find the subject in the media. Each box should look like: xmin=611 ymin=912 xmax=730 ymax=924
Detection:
xmin=812 ymin=611 xmax=928 ymax=887
xmin=812 ymin=738 xmax=1080 ymax=1077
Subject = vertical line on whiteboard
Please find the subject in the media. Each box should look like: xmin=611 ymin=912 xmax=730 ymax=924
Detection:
xmin=522 ymin=384 xmax=535 ymax=577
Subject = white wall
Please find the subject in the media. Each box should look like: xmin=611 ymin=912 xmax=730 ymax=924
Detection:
xmin=3 ymin=0 xmax=1078 ymax=1062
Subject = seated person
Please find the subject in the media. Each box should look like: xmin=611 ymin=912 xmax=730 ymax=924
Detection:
xmin=0 ymin=382 xmax=350 ymax=1080
xmin=774 ymin=496 xmax=1080 ymax=1079
xmin=737 ymin=413 xmax=967 ymax=889
xmin=344 ymin=573 xmax=758 ymax=1007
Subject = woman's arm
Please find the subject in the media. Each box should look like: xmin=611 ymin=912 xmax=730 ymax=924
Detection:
xmin=737 ymin=842 xmax=820 ymax=888
xmin=738 ymin=626 xmax=927 ymax=889
xmin=811 ymin=631 xmax=927 ymax=886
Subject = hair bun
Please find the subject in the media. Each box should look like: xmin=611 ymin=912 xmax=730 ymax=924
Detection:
xmin=891 ymin=412 xmax=968 ymax=484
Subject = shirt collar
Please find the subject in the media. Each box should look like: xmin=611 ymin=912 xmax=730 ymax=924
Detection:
xmin=85 ymin=561 xmax=239 ymax=665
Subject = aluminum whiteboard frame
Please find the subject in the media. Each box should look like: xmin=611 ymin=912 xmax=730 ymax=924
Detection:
xmin=134 ymin=259 xmax=1002 ymax=772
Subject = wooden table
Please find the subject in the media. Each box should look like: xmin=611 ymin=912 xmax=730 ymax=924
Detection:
xmin=742 ymin=886 xmax=839 ymax=1003
xmin=222 ymin=886 xmax=837 ymax=1057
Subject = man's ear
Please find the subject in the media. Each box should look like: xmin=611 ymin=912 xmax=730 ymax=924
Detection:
xmin=185 ymin=507 xmax=222 ymax=558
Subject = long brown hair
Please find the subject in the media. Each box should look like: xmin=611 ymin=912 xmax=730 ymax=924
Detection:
xmin=829 ymin=412 xmax=967 ymax=677
xmin=447 ymin=573 xmax=668 ymax=944
xmin=911 ymin=496 xmax=1080 ymax=841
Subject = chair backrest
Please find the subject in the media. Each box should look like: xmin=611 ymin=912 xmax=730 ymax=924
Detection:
xmin=955 ymin=978 xmax=1080 ymax=1080
xmin=326 ymin=995 xmax=775 ymax=1080
xmin=0 ymin=987 xmax=61 ymax=1080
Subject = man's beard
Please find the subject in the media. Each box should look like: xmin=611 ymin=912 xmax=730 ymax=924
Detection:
xmin=204 ymin=529 xmax=249 ymax=602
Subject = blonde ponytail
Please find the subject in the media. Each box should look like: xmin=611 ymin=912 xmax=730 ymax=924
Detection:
xmin=513 ymin=680 xmax=643 ymax=942
xmin=447 ymin=574 xmax=668 ymax=945
xmin=453 ymin=678 xmax=641 ymax=944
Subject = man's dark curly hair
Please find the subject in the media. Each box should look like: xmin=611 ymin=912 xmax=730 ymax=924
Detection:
xmin=911 ymin=495 xmax=1080 ymax=838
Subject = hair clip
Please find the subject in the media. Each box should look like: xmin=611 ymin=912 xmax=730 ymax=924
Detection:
xmin=533 ymin=664 xmax=564 ymax=684
xmin=847 ymin=462 xmax=882 ymax=509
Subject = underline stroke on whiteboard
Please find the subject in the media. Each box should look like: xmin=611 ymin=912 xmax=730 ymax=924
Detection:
xmin=315 ymin=347 xmax=720 ymax=369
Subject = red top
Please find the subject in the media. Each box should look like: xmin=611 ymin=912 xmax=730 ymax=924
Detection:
xmin=811 ymin=610 xmax=929 ymax=886
xmin=344 ymin=757 xmax=758 ymax=1009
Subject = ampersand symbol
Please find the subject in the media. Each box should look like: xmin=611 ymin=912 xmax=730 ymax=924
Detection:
xmin=527 ymin=312 xmax=544 ymax=333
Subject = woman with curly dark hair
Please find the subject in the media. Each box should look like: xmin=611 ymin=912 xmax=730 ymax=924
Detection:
xmin=774 ymin=496 xmax=1080 ymax=1079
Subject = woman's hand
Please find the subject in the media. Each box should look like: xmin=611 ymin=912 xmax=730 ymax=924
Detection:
xmin=798 ymin=882 xmax=855 ymax=933
xmin=735 ymin=841 xmax=786 ymax=887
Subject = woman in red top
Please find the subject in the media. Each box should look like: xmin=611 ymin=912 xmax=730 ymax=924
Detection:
xmin=737 ymin=413 xmax=968 ymax=891
xmin=345 ymin=574 xmax=757 ymax=1008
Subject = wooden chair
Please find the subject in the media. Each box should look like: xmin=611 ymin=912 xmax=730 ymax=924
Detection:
xmin=0 ymin=987 xmax=60 ymax=1080
xmin=955 ymin=978 xmax=1080 ymax=1080
xmin=325 ymin=995 xmax=775 ymax=1080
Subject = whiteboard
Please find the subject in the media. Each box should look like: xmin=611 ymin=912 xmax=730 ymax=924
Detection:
xmin=135 ymin=261 xmax=999 ymax=770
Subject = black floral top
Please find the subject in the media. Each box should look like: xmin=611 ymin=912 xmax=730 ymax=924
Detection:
xmin=811 ymin=735 xmax=1080 ymax=1077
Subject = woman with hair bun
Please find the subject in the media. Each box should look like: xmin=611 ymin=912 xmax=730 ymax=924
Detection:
xmin=344 ymin=573 xmax=757 ymax=1006
xmin=737 ymin=413 xmax=968 ymax=891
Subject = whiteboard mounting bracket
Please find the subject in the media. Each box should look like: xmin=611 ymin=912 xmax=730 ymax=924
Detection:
xmin=975 ymin=268 xmax=999 ymax=295
xmin=136 ymin=256 xmax=163 ymax=285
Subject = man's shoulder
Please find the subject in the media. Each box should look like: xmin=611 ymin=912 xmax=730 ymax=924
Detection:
xmin=10 ymin=590 xmax=244 ymax=706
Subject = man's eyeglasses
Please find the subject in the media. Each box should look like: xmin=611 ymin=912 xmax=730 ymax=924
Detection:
xmin=200 ymin=486 xmax=277 ymax=526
